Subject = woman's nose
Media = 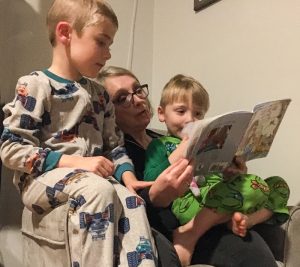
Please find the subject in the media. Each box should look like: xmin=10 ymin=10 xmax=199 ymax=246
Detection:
xmin=132 ymin=94 xmax=145 ymax=106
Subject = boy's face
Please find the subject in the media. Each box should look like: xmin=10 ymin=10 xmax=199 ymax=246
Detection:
xmin=69 ymin=16 xmax=117 ymax=78
xmin=158 ymin=93 xmax=205 ymax=138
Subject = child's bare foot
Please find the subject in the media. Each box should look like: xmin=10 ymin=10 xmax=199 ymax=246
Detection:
xmin=229 ymin=212 xmax=248 ymax=237
xmin=173 ymin=225 xmax=196 ymax=267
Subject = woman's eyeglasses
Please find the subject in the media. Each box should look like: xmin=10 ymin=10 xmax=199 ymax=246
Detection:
xmin=112 ymin=84 xmax=149 ymax=107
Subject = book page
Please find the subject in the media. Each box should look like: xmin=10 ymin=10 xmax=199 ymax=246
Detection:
xmin=184 ymin=111 xmax=252 ymax=176
xmin=236 ymin=99 xmax=291 ymax=161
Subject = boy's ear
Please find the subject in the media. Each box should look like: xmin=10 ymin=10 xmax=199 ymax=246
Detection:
xmin=56 ymin=21 xmax=72 ymax=44
xmin=158 ymin=106 xmax=165 ymax=122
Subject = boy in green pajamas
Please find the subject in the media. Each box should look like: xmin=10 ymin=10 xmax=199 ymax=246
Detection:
xmin=143 ymin=74 xmax=290 ymax=267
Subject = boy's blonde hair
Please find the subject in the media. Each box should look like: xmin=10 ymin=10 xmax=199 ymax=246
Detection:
xmin=47 ymin=0 xmax=118 ymax=46
xmin=160 ymin=74 xmax=210 ymax=114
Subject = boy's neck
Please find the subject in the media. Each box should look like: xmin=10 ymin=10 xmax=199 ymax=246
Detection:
xmin=50 ymin=49 xmax=83 ymax=82
xmin=48 ymin=65 xmax=82 ymax=82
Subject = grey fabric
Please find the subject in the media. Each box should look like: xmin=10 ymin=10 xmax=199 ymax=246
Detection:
xmin=21 ymin=205 xmax=300 ymax=267
xmin=22 ymin=205 xmax=69 ymax=267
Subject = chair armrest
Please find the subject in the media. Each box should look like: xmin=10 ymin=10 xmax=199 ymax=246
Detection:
xmin=254 ymin=206 xmax=300 ymax=266
xmin=282 ymin=206 xmax=300 ymax=266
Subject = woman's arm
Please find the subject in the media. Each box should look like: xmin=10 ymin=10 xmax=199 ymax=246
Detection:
xmin=148 ymin=158 xmax=194 ymax=207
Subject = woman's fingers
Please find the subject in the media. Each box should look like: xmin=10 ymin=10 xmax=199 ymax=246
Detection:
xmin=133 ymin=181 xmax=154 ymax=190
xmin=163 ymin=158 xmax=194 ymax=196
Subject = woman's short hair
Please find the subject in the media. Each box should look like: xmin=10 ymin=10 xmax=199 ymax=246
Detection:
xmin=47 ymin=0 xmax=118 ymax=46
xmin=98 ymin=66 xmax=153 ymax=117
xmin=98 ymin=66 xmax=140 ymax=86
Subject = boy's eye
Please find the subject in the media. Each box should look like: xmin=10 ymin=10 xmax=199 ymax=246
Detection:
xmin=97 ymin=40 xmax=105 ymax=46
xmin=176 ymin=109 xmax=185 ymax=115
xmin=195 ymin=112 xmax=203 ymax=119
xmin=96 ymin=38 xmax=109 ymax=48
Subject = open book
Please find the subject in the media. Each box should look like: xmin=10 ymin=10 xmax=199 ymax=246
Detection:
xmin=183 ymin=98 xmax=291 ymax=176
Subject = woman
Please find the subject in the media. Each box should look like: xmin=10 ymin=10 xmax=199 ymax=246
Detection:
xmin=98 ymin=66 xmax=278 ymax=267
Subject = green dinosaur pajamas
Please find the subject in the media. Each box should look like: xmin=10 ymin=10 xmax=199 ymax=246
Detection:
xmin=144 ymin=136 xmax=290 ymax=226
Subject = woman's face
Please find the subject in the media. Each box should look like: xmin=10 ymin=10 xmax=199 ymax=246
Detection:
xmin=104 ymin=75 xmax=151 ymax=132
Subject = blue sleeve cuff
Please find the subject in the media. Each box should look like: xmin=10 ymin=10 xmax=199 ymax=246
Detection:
xmin=43 ymin=151 xmax=63 ymax=172
xmin=114 ymin=162 xmax=135 ymax=182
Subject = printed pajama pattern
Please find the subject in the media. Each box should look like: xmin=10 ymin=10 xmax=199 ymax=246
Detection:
xmin=22 ymin=168 xmax=157 ymax=267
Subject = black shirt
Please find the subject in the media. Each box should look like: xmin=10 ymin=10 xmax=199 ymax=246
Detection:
xmin=124 ymin=129 xmax=179 ymax=240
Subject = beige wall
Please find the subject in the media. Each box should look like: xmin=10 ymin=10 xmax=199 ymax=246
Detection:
xmin=0 ymin=0 xmax=299 ymax=265
xmin=151 ymin=0 xmax=300 ymax=205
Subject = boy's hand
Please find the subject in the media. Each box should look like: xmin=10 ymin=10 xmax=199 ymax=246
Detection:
xmin=58 ymin=155 xmax=114 ymax=178
xmin=81 ymin=156 xmax=114 ymax=177
xmin=223 ymin=156 xmax=247 ymax=179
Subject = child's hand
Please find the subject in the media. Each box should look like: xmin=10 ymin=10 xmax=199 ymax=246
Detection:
xmin=81 ymin=156 xmax=114 ymax=177
xmin=223 ymin=156 xmax=248 ymax=179
xmin=168 ymin=136 xmax=189 ymax=164
xmin=58 ymin=155 xmax=114 ymax=178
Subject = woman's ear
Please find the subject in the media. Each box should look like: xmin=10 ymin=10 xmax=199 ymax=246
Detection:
xmin=158 ymin=106 xmax=165 ymax=122
xmin=56 ymin=21 xmax=72 ymax=45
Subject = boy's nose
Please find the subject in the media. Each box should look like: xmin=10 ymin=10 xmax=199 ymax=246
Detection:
xmin=185 ymin=112 xmax=195 ymax=123
xmin=104 ymin=49 xmax=111 ymax=60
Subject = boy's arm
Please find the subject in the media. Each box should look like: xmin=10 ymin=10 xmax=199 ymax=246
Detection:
xmin=99 ymin=87 xmax=135 ymax=181
xmin=57 ymin=154 xmax=114 ymax=177
xmin=144 ymin=137 xmax=189 ymax=182
xmin=168 ymin=136 xmax=189 ymax=164
xmin=0 ymin=74 xmax=58 ymax=176
xmin=144 ymin=139 xmax=171 ymax=181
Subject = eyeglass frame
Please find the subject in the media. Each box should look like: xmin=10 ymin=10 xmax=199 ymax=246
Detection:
xmin=112 ymin=84 xmax=149 ymax=107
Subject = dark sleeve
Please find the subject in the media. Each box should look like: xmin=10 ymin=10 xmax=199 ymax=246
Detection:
xmin=144 ymin=138 xmax=170 ymax=181
xmin=138 ymin=187 xmax=180 ymax=240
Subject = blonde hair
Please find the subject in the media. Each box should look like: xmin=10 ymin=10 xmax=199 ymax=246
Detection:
xmin=98 ymin=66 xmax=153 ymax=116
xmin=160 ymin=74 xmax=210 ymax=114
xmin=47 ymin=0 xmax=118 ymax=46
xmin=98 ymin=66 xmax=140 ymax=86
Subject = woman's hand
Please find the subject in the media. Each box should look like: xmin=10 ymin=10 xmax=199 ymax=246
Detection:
xmin=122 ymin=171 xmax=154 ymax=193
xmin=149 ymin=158 xmax=194 ymax=207
xmin=223 ymin=156 xmax=248 ymax=179
xmin=126 ymin=180 xmax=155 ymax=194
xmin=58 ymin=155 xmax=114 ymax=178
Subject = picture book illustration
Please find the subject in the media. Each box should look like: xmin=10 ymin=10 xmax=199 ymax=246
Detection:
xmin=183 ymin=98 xmax=291 ymax=176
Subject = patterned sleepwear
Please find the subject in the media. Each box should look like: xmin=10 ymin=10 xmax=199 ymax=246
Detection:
xmin=144 ymin=136 xmax=290 ymax=226
xmin=0 ymin=70 xmax=157 ymax=267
